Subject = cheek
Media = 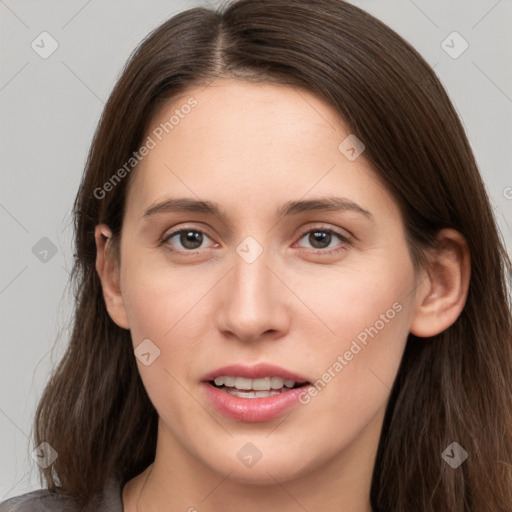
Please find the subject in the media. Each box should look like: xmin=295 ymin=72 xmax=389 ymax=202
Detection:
xmin=291 ymin=245 xmax=413 ymax=344
xmin=118 ymin=253 xmax=198 ymax=372
xmin=293 ymin=255 xmax=414 ymax=426
xmin=120 ymin=266 xmax=209 ymax=429
xmin=120 ymin=247 xmax=207 ymax=340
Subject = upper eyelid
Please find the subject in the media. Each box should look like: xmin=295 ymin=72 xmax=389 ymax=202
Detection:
xmin=296 ymin=225 xmax=351 ymax=240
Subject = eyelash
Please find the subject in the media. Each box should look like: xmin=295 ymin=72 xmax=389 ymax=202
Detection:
xmin=159 ymin=225 xmax=351 ymax=257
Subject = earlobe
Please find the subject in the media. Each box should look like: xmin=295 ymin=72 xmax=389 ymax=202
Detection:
xmin=410 ymin=229 xmax=471 ymax=338
xmin=94 ymin=224 xmax=130 ymax=329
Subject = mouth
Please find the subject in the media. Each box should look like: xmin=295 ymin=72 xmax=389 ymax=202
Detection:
xmin=201 ymin=363 xmax=312 ymax=422
xmin=208 ymin=376 xmax=310 ymax=399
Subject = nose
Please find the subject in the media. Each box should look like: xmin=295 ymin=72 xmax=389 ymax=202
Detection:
xmin=216 ymin=245 xmax=291 ymax=343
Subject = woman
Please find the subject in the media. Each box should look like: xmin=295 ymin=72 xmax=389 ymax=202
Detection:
xmin=1 ymin=0 xmax=511 ymax=511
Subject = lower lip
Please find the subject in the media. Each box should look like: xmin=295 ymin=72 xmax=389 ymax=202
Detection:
xmin=203 ymin=382 xmax=311 ymax=422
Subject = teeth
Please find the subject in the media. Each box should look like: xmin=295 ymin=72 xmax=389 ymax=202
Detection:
xmin=212 ymin=376 xmax=298 ymax=390
xmin=235 ymin=377 xmax=253 ymax=390
xmin=246 ymin=377 xmax=271 ymax=390
xmin=226 ymin=389 xmax=282 ymax=398
xmin=214 ymin=376 xmax=236 ymax=387
xmin=270 ymin=377 xmax=284 ymax=389
xmin=224 ymin=376 xmax=236 ymax=387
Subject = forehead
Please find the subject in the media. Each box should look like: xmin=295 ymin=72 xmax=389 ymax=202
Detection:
xmin=158 ymin=78 xmax=344 ymax=150
xmin=124 ymin=78 xmax=393 ymax=222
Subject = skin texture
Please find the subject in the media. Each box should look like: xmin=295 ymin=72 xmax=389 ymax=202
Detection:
xmin=95 ymin=78 xmax=470 ymax=512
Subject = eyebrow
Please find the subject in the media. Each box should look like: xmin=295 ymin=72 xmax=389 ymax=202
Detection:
xmin=140 ymin=196 xmax=373 ymax=221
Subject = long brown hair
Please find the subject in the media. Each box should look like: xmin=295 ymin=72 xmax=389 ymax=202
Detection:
xmin=33 ymin=1 xmax=512 ymax=510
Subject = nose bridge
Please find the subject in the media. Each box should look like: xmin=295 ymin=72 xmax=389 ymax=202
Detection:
xmin=217 ymin=235 xmax=288 ymax=341
xmin=234 ymin=243 xmax=270 ymax=302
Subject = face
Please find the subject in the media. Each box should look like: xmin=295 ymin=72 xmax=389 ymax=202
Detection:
xmin=105 ymin=78 xmax=424 ymax=485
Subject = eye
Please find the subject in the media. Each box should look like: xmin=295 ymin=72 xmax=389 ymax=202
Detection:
xmin=160 ymin=225 xmax=351 ymax=256
xmin=161 ymin=228 xmax=217 ymax=253
xmin=295 ymin=226 xmax=351 ymax=255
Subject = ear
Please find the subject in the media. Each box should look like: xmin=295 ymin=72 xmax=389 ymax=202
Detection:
xmin=94 ymin=224 xmax=130 ymax=329
xmin=410 ymin=228 xmax=471 ymax=337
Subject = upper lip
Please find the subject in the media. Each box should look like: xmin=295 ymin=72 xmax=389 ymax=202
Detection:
xmin=202 ymin=363 xmax=309 ymax=383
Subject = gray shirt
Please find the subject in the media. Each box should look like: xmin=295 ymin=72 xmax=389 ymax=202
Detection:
xmin=0 ymin=477 xmax=123 ymax=512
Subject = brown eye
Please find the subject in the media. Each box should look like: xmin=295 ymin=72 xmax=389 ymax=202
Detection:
xmin=162 ymin=229 xmax=213 ymax=251
xmin=306 ymin=230 xmax=333 ymax=249
xmin=296 ymin=227 xmax=351 ymax=254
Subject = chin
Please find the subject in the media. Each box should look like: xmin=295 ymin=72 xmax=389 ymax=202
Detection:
xmin=203 ymin=451 xmax=320 ymax=486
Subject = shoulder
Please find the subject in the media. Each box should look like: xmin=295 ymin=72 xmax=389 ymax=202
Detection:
xmin=0 ymin=489 xmax=72 ymax=512
xmin=0 ymin=477 xmax=124 ymax=512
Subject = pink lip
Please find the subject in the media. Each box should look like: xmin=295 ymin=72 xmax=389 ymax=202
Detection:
xmin=201 ymin=363 xmax=309 ymax=382
xmin=202 ymin=382 xmax=311 ymax=422
xmin=201 ymin=363 xmax=312 ymax=422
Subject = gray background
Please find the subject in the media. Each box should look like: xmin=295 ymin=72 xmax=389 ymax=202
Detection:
xmin=1 ymin=0 xmax=511 ymax=498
